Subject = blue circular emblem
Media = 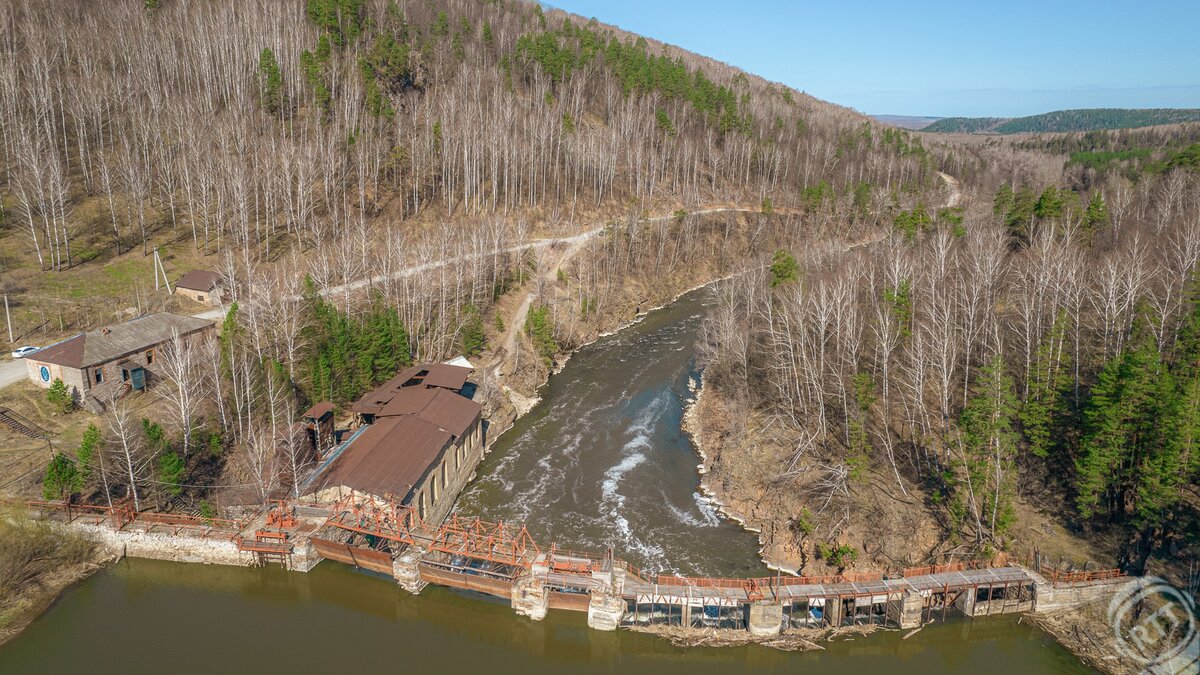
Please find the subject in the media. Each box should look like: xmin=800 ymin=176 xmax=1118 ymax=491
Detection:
xmin=39 ymin=366 xmax=49 ymax=382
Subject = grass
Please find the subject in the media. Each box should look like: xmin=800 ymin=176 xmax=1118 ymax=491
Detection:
xmin=0 ymin=509 xmax=97 ymax=644
xmin=0 ymin=382 xmax=96 ymax=498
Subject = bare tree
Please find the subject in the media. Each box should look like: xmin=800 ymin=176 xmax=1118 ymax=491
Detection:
xmin=105 ymin=393 xmax=152 ymax=511
xmin=154 ymin=329 xmax=209 ymax=459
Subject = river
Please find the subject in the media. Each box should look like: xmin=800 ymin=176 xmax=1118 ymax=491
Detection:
xmin=0 ymin=287 xmax=1095 ymax=673
xmin=457 ymin=288 xmax=764 ymax=576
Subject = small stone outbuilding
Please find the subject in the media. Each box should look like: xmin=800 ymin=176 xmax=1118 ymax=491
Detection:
xmin=174 ymin=270 xmax=223 ymax=306
xmin=25 ymin=312 xmax=216 ymax=412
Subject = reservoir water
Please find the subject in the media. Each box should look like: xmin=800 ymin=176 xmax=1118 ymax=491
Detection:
xmin=0 ymin=287 xmax=1094 ymax=673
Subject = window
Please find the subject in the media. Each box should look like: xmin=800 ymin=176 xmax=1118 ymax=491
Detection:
xmin=94 ymin=367 xmax=104 ymax=384
xmin=122 ymin=369 xmax=129 ymax=383
xmin=418 ymin=493 xmax=426 ymax=520
xmin=197 ymin=294 xmax=205 ymax=302
xmin=431 ymin=474 xmax=439 ymax=503
xmin=145 ymin=349 xmax=154 ymax=364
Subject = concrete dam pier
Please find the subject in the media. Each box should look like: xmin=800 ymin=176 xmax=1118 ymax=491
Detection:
xmin=25 ymin=495 xmax=1129 ymax=638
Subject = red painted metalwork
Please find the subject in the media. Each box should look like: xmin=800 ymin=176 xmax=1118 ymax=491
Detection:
xmin=1039 ymin=566 xmax=1125 ymax=583
xmin=428 ymin=514 xmax=540 ymax=567
xmin=744 ymin=578 xmax=764 ymax=602
xmin=547 ymin=544 xmax=606 ymax=575
xmin=323 ymin=497 xmax=425 ymax=545
xmin=655 ymin=571 xmax=884 ymax=590
xmin=11 ymin=497 xmax=239 ymax=532
xmin=266 ymin=500 xmax=296 ymax=529
xmin=900 ymin=560 xmax=992 ymax=578
xmin=236 ymin=535 xmax=294 ymax=554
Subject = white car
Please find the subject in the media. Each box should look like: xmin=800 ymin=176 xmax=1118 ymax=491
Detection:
xmin=11 ymin=346 xmax=39 ymax=359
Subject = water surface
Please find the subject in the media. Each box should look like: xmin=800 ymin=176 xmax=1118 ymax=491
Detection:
xmin=0 ymin=559 xmax=1094 ymax=675
xmin=458 ymin=288 xmax=764 ymax=576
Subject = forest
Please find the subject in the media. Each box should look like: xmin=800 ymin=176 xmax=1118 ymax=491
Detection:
xmin=924 ymin=108 xmax=1200 ymax=134
xmin=0 ymin=0 xmax=942 ymax=514
xmin=0 ymin=0 xmax=1195 ymax=584
xmin=697 ymin=130 xmax=1200 ymax=574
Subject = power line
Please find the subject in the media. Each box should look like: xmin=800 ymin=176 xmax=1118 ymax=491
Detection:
xmin=0 ymin=463 xmax=44 ymax=491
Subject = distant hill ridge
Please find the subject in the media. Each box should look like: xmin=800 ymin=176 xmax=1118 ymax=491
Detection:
xmin=923 ymin=108 xmax=1200 ymax=134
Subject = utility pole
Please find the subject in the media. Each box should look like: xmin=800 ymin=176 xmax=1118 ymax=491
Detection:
xmin=152 ymin=248 xmax=172 ymax=294
xmin=3 ymin=293 xmax=12 ymax=344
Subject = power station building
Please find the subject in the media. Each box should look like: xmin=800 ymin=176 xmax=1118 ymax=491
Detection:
xmin=305 ymin=363 xmax=483 ymax=526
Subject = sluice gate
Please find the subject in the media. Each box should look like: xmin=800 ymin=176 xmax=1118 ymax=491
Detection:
xmin=296 ymin=496 xmax=1127 ymax=634
xmin=18 ymin=495 xmax=1131 ymax=637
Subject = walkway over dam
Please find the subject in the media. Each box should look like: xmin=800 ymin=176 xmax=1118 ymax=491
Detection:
xmin=18 ymin=496 xmax=1129 ymax=636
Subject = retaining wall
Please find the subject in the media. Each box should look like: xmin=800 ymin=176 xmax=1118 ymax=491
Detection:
xmin=72 ymin=522 xmax=251 ymax=567
xmin=1033 ymin=576 xmax=1129 ymax=613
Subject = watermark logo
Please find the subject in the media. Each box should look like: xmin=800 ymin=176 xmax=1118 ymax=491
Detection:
xmin=1108 ymin=576 xmax=1198 ymax=674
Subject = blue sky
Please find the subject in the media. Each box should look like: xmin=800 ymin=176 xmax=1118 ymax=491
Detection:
xmin=543 ymin=0 xmax=1200 ymax=117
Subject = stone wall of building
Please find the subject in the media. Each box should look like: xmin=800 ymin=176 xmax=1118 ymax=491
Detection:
xmin=415 ymin=416 xmax=485 ymax=526
xmin=89 ymin=326 xmax=216 ymax=403
xmin=174 ymin=286 xmax=221 ymax=306
xmin=26 ymin=358 xmax=85 ymax=392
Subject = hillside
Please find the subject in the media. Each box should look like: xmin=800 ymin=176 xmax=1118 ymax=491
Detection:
xmin=0 ymin=1 xmax=950 ymax=518
xmin=1 ymin=0 xmax=1197 ymax=596
xmin=924 ymin=108 xmax=1200 ymax=134
xmin=872 ymin=114 xmax=944 ymax=130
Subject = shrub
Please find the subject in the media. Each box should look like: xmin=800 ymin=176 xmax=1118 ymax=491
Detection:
xmin=46 ymin=378 xmax=73 ymax=414
xmin=158 ymin=451 xmax=185 ymax=498
xmin=793 ymin=508 xmax=814 ymax=536
xmin=815 ymin=542 xmax=859 ymax=570
xmin=0 ymin=515 xmax=93 ymax=603
xmin=207 ymin=431 xmax=224 ymax=457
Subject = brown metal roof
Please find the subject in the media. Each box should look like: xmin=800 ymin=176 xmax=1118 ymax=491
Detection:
xmin=175 ymin=270 xmax=221 ymax=291
xmin=303 ymin=402 xmax=335 ymax=419
xmin=379 ymin=387 xmax=436 ymax=417
xmin=30 ymin=313 xmax=214 ymax=369
xmin=31 ymin=334 xmax=86 ymax=370
xmin=349 ymin=365 xmax=426 ymax=414
xmin=313 ymin=415 xmax=452 ymax=500
xmin=414 ymin=388 xmax=481 ymax=439
xmin=423 ymin=363 xmax=471 ymax=391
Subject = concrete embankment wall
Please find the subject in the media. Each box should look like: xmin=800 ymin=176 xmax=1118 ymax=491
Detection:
xmin=72 ymin=522 xmax=251 ymax=567
xmin=1033 ymin=578 xmax=1129 ymax=613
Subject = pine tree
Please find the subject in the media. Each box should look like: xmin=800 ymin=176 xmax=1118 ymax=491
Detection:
xmin=769 ymin=249 xmax=798 ymax=287
xmin=1075 ymin=330 xmax=1174 ymax=520
xmin=1083 ymin=192 xmax=1108 ymax=230
xmin=459 ymin=305 xmax=486 ymax=357
xmin=46 ymin=378 xmax=73 ymax=414
xmin=76 ymin=423 xmax=101 ymax=486
xmin=42 ymin=453 xmax=81 ymax=500
xmin=1021 ymin=315 xmax=1072 ymax=459
xmin=958 ymin=354 xmax=1020 ymax=538
xmin=257 ymin=48 xmax=284 ymax=113
xmin=158 ymin=451 xmax=185 ymax=498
